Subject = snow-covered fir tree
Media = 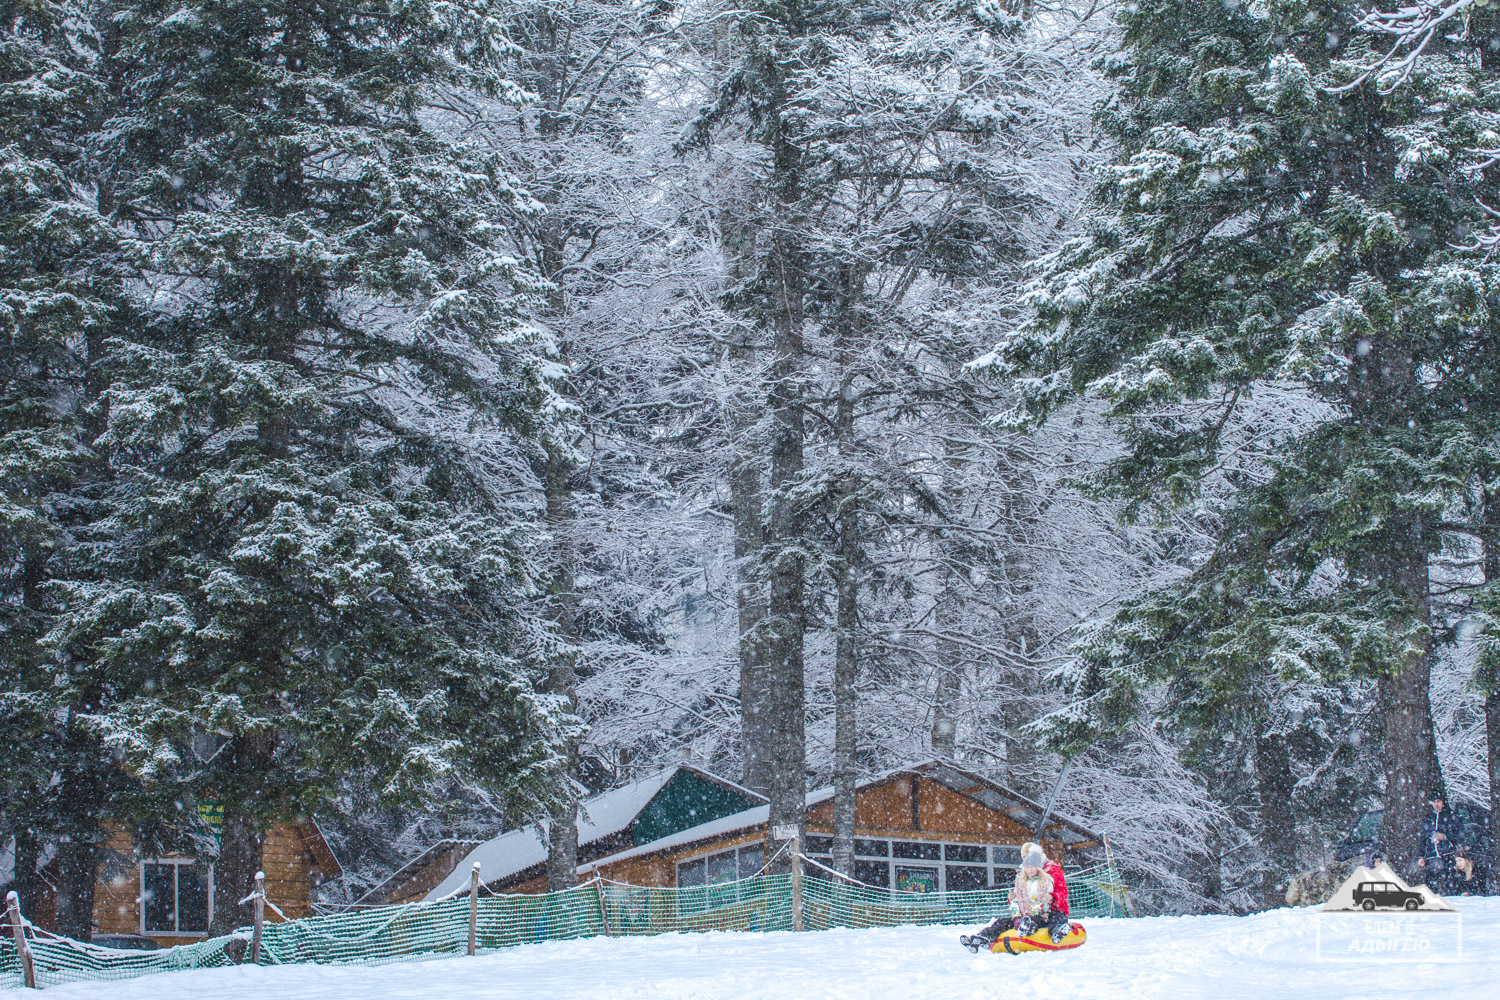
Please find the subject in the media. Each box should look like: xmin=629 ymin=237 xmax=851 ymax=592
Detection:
xmin=0 ymin=0 xmax=151 ymax=937
xmin=39 ymin=0 xmax=573 ymax=934
xmin=992 ymin=0 xmax=1500 ymax=878
xmin=8 ymin=0 xmax=1500 ymax=929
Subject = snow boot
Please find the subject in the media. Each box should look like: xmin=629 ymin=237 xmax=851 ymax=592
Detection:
xmin=961 ymin=917 xmax=1009 ymax=952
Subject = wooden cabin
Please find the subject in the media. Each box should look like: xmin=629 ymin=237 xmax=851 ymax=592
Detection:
xmin=17 ymin=819 xmax=340 ymax=946
xmin=351 ymin=839 xmax=482 ymax=907
xmin=425 ymin=760 xmax=1102 ymax=899
xmin=421 ymin=765 xmax=766 ymax=901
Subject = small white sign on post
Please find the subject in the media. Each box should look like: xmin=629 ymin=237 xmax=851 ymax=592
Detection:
xmin=771 ymin=824 xmax=798 ymax=841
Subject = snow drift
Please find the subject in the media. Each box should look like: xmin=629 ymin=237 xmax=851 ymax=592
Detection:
xmin=33 ymin=899 xmax=1500 ymax=1000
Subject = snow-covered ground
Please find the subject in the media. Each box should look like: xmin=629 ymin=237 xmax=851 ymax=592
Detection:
xmin=34 ymin=900 xmax=1500 ymax=1000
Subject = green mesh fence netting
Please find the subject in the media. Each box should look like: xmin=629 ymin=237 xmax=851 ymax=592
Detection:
xmin=0 ymin=864 xmax=1127 ymax=988
xmin=800 ymin=862 xmax=1127 ymax=931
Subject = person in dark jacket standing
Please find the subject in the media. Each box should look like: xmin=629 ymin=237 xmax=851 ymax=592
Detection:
xmin=1453 ymin=846 xmax=1490 ymax=896
xmin=1418 ymin=793 xmax=1460 ymax=894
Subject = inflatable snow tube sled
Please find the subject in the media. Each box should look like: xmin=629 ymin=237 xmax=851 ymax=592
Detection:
xmin=990 ymin=922 xmax=1086 ymax=954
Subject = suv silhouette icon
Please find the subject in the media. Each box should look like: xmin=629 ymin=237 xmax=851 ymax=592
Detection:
xmin=1351 ymin=881 xmax=1425 ymax=911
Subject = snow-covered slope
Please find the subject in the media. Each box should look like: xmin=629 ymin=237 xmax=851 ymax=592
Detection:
xmin=37 ymin=900 xmax=1500 ymax=1000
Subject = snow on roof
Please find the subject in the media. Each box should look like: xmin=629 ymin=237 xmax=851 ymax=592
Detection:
xmin=578 ymin=779 xmax=887 ymax=873
xmin=577 ymin=761 xmax=1103 ymax=875
xmin=426 ymin=760 xmax=1103 ymax=896
xmin=424 ymin=767 xmax=689 ymax=900
xmin=581 ymin=804 xmax=770 ymax=873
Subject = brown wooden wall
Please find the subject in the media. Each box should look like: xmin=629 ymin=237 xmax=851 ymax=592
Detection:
xmin=91 ymin=825 xmax=141 ymax=937
xmin=380 ymin=846 xmax=471 ymax=906
xmin=84 ymin=821 xmax=328 ymax=945
xmin=804 ymin=775 xmax=1040 ymax=842
xmin=500 ymin=774 xmax=1080 ymax=894
xmin=261 ymin=823 xmax=319 ymax=921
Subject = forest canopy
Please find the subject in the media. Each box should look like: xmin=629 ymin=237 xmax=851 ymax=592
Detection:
xmin=3 ymin=0 xmax=1499 ymax=928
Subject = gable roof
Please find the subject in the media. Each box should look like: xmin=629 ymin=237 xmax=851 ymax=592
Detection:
xmin=423 ymin=765 xmax=765 ymax=900
xmin=904 ymin=760 xmax=1103 ymax=849
xmin=348 ymin=838 xmax=482 ymax=908
xmin=295 ymin=820 xmax=344 ymax=878
xmin=574 ymin=759 xmax=1104 ymax=875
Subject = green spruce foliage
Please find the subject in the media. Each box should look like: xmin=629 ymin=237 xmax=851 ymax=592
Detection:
xmin=0 ymin=0 xmax=142 ymax=937
xmin=993 ymin=0 xmax=1500 ymax=870
xmin=38 ymin=0 xmax=570 ymax=931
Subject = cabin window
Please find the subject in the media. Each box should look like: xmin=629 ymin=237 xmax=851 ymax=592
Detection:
xmin=677 ymin=857 xmax=705 ymax=887
xmin=945 ymin=865 xmax=988 ymax=891
xmin=893 ymin=841 xmax=940 ymax=861
xmin=706 ymin=852 xmax=737 ymax=885
xmin=992 ymin=846 xmax=1022 ymax=867
xmin=853 ymin=859 xmax=890 ymax=887
xmin=736 ymin=845 xmax=765 ymax=878
xmin=675 ymin=843 xmax=766 ymax=888
xmin=141 ymin=859 xmax=212 ymax=935
xmin=802 ymin=837 xmax=1030 ymax=891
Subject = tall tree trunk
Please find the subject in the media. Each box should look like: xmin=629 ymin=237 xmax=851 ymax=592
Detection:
xmin=1483 ymin=488 xmax=1500 ymax=889
xmin=46 ymin=296 xmax=116 ymax=941
xmin=1375 ymin=532 xmax=1444 ymax=873
xmin=728 ymin=350 xmax=771 ymax=795
xmin=209 ymin=728 xmax=276 ymax=937
xmin=542 ymin=437 xmax=581 ymax=892
xmin=930 ymin=598 xmax=962 ymax=759
xmin=763 ymin=237 xmax=807 ymax=872
xmin=211 ymin=807 xmax=265 ymax=936
xmin=721 ymin=153 xmax=771 ymax=797
xmin=831 ymin=372 xmax=859 ymax=877
xmin=54 ymin=711 xmax=106 ymax=940
xmin=546 ymin=797 xmax=580 ymax=893
xmin=929 ymin=551 xmax=962 ymax=756
xmin=1201 ymin=823 xmax=1224 ymax=909
xmin=1349 ymin=337 xmax=1443 ymax=874
xmin=930 ymin=450 xmax=967 ymax=762
xmin=746 ymin=10 xmax=812 ymax=872
xmin=14 ymin=554 xmax=49 ymax=925
xmin=205 ymin=295 xmax=291 ymax=938
xmin=1253 ymin=727 xmax=1297 ymax=910
xmin=12 ymin=826 xmax=42 ymax=927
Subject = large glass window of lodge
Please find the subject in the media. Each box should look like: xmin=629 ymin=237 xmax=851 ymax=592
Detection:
xmin=141 ymin=859 xmax=212 ymax=935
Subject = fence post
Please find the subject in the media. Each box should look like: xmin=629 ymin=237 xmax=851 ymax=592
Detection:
xmin=594 ymin=877 xmax=611 ymax=937
xmin=467 ymin=862 xmax=481 ymax=956
xmin=1102 ymin=832 xmax=1135 ymax=918
xmin=789 ymin=836 xmax=803 ymax=933
xmin=250 ymin=871 xmax=265 ymax=965
xmin=6 ymin=891 xmax=37 ymax=989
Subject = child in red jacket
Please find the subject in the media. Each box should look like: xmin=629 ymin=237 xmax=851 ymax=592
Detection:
xmin=960 ymin=843 xmax=1073 ymax=948
xmin=1042 ymin=851 xmax=1071 ymax=941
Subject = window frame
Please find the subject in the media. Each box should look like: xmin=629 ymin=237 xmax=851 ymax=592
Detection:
xmin=804 ymin=837 xmax=1026 ymax=891
xmin=139 ymin=858 xmax=214 ymax=937
xmin=674 ymin=843 xmax=765 ymax=888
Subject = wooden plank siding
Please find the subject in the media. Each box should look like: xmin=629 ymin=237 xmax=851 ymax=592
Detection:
xmin=92 ymin=826 xmax=144 ymax=938
xmin=74 ymin=820 xmax=337 ymax=946
xmin=500 ymin=773 xmax=1084 ymax=894
xmin=374 ymin=844 xmax=480 ymax=906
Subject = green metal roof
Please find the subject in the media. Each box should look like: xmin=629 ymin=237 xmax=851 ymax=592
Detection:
xmin=630 ymin=769 xmax=763 ymax=846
